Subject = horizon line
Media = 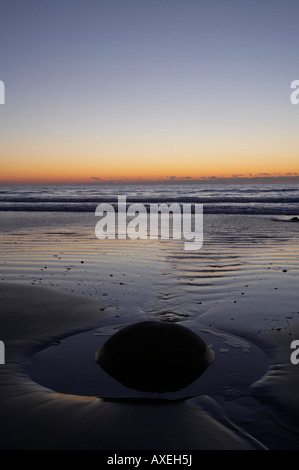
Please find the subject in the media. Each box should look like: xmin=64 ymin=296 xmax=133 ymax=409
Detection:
xmin=1 ymin=174 xmax=299 ymax=186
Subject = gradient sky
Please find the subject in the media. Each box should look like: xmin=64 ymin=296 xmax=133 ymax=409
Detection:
xmin=0 ymin=0 xmax=299 ymax=184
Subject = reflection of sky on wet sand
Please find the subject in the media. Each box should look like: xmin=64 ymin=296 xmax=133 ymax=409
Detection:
xmin=0 ymin=213 xmax=299 ymax=331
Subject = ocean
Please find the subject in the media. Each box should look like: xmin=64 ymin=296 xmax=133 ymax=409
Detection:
xmin=0 ymin=182 xmax=299 ymax=215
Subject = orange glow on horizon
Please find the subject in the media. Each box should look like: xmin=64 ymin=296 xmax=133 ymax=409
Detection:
xmin=0 ymin=169 xmax=298 ymax=186
xmin=1 ymin=146 xmax=299 ymax=185
xmin=1 ymin=113 xmax=299 ymax=185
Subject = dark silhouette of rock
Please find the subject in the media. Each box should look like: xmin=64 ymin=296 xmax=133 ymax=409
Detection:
xmin=95 ymin=321 xmax=214 ymax=393
xmin=290 ymin=217 xmax=299 ymax=222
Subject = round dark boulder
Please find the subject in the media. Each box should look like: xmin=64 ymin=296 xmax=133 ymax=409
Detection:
xmin=95 ymin=321 xmax=214 ymax=393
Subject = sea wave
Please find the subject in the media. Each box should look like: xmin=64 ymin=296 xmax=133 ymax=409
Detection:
xmin=0 ymin=183 xmax=298 ymax=215
xmin=0 ymin=202 xmax=298 ymax=215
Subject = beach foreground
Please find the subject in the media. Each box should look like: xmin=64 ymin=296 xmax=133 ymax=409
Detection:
xmin=0 ymin=280 xmax=298 ymax=450
xmin=0 ymin=282 xmax=269 ymax=450
xmin=1 ymin=213 xmax=299 ymax=449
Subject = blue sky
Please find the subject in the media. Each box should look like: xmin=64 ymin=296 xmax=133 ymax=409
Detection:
xmin=0 ymin=0 xmax=299 ymax=183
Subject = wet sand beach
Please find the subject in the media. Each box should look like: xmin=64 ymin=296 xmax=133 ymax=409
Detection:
xmin=0 ymin=212 xmax=299 ymax=449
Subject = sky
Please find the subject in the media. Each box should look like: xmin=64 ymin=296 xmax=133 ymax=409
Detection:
xmin=0 ymin=0 xmax=299 ymax=185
